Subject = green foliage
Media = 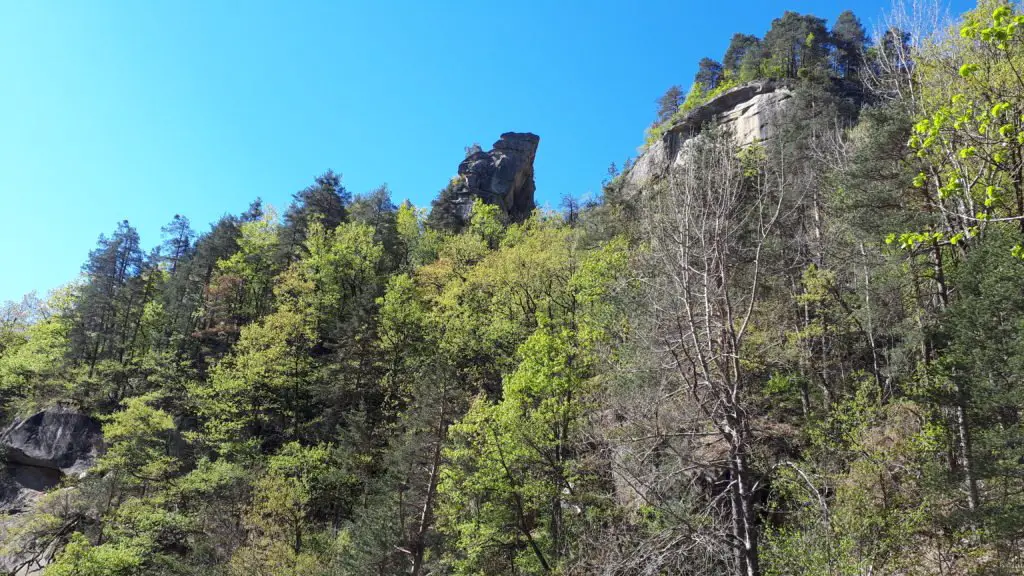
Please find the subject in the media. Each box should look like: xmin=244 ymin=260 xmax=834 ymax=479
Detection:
xmin=436 ymin=236 xmax=626 ymax=574
xmin=438 ymin=328 xmax=593 ymax=575
xmin=645 ymin=82 xmax=716 ymax=147
xmin=209 ymin=207 xmax=281 ymax=324
xmin=191 ymin=307 xmax=316 ymax=452
xmin=654 ymin=85 xmax=684 ymax=124
xmin=275 ymin=219 xmax=383 ymax=324
xmin=646 ymin=8 xmax=867 ymax=147
xmin=14 ymin=5 xmax=1024 ymax=576
xmin=98 ymin=393 xmax=178 ymax=484
xmin=228 ymin=443 xmax=352 ymax=575
xmin=903 ymin=1 xmax=1024 ymax=254
xmin=45 ymin=533 xmax=146 ymax=576
xmin=469 ymin=199 xmax=505 ymax=248
xmin=396 ymin=200 xmax=438 ymax=267
xmin=0 ymin=298 xmax=73 ymax=413
xmin=764 ymin=384 xmax=937 ymax=575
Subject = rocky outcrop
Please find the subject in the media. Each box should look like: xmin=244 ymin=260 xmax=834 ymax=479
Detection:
xmin=1 ymin=409 xmax=101 ymax=574
xmin=0 ymin=408 xmax=102 ymax=513
xmin=0 ymin=464 xmax=63 ymax=575
xmin=440 ymin=132 xmax=540 ymax=225
xmin=1 ymin=465 xmax=63 ymax=511
xmin=622 ymin=81 xmax=792 ymax=193
xmin=2 ymin=408 xmax=102 ymax=477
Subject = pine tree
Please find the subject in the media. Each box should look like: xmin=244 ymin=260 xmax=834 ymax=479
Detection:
xmin=69 ymin=220 xmax=147 ymax=375
xmin=831 ymin=10 xmax=867 ymax=78
xmin=654 ymin=85 xmax=684 ymax=124
xmin=723 ymin=33 xmax=763 ymax=75
xmin=694 ymin=57 xmax=724 ymax=90
xmin=279 ymin=171 xmax=350 ymax=261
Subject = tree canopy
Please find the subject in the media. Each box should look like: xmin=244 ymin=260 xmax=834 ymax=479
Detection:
xmin=6 ymin=3 xmax=1024 ymax=576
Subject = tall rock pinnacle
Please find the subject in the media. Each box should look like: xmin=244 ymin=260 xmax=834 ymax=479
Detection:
xmin=431 ymin=132 xmax=540 ymax=228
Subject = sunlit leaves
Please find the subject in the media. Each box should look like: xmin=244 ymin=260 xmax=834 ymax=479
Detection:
xmin=896 ymin=2 xmax=1024 ymax=255
xmin=99 ymin=393 xmax=178 ymax=484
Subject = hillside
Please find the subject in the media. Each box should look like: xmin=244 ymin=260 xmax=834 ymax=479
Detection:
xmin=5 ymin=2 xmax=1024 ymax=575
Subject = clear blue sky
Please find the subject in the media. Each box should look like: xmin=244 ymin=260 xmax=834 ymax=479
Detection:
xmin=0 ymin=0 xmax=973 ymax=302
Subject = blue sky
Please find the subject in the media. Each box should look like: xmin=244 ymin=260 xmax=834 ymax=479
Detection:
xmin=0 ymin=0 xmax=974 ymax=302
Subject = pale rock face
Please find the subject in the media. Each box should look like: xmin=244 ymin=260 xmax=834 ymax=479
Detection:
xmin=721 ymin=88 xmax=792 ymax=145
xmin=622 ymin=81 xmax=792 ymax=194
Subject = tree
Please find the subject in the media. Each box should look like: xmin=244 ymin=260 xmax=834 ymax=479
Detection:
xmin=193 ymin=217 xmax=384 ymax=454
xmin=348 ymin=184 xmax=401 ymax=272
xmin=831 ymin=10 xmax=867 ymax=78
xmin=902 ymin=3 xmax=1024 ymax=251
xmin=158 ymin=215 xmax=195 ymax=275
xmin=192 ymin=306 xmax=315 ymax=455
xmin=167 ymin=213 xmax=244 ymax=360
xmin=69 ymin=221 xmax=151 ymax=377
xmin=468 ymin=199 xmax=504 ymax=249
xmin=229 ymin=443 xmax=352 ymax=575
xmin=44 ymin=533 xmax=146 ymax=576
xmin=763 ymin=12 xmax=830 ymax=79
xmin=436 ymin=232 xmax=627 ymax=574
xmin=278 ymin=170 xmax=350 ymax=261
xmin=425 ymin=180 xmax=469 ymax=233
xmin=724 ymin=33 xmax=763 ymax=76
xmin=655 ymin=85 xmax=684 ymax=124
xmin=98 ymin=393 xmax=179 ymax=486
xmin=274 ymin=219 xmax=383 ymax=344
xmin=0 ymin=289 xmax=74 ymax=416
xmin=893 ymin=3 xmax=1024 ymax=515
xmin=395 ymin=200 xmax=431 ymax=269
xmin=439 ymin=329 xmax=590 ymax=574
xmin=694 ymin=57 xmax=724 ymax=90
xmin=204 ymin=208 xmax=280 ymax=330
xmin=639 ymin=130 xmax=785 ymax=576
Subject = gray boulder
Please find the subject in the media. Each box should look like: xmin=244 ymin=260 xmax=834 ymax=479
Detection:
xmin=1 ymin=408 xmax=102 ymax=575
xmin=1 ymin=407 xmax=103 ymax=477
xmin=1 ymin=407 xmax=102 ymax=516
xmin=0 ymin=465 xmax=62 ymax=513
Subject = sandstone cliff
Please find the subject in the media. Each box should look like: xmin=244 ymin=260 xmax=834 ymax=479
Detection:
xmin=622 ymin=81 xmax=792 ymax=193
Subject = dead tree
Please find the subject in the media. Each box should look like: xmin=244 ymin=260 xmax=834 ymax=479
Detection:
xmin=639 ymin=130 xmax=785 ymax=576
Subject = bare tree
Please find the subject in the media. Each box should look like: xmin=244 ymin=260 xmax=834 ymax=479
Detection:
xmin=636 ymin=130 xmax=786 ymax=576
xmin=862 ymin=0 xmax=952 ymax=106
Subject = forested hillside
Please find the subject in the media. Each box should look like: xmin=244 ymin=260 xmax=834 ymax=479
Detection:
xmin=5 ymin=2 xmax=1024 ymax=575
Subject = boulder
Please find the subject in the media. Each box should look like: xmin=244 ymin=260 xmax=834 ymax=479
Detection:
xmin=1 ymin=409 xmax=102 ymax=575
xmin=1 ymin=407 xmax=103 ymax=477
xmin=443 ymin=132 xmax=540 ymax=224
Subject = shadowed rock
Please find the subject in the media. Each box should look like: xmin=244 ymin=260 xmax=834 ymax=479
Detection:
xmin=1 ymin=409 xmax=104 ymax=574
xmin=1 ymin=408 xmax=101 ymax=512
xmin=440 ymin=132 xmax=540 ymax=225
xmin=1 ymin=407 xmax=103 ymax=477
